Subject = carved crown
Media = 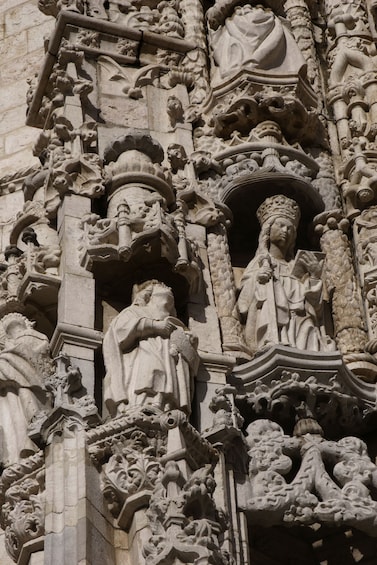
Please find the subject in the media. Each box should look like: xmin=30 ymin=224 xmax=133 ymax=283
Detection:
xmin=256 ymin=194 xmax=300 ymax=228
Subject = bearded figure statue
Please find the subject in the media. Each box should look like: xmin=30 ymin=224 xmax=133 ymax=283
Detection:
xmin=103 ymin=280 xmax=199 ymax=416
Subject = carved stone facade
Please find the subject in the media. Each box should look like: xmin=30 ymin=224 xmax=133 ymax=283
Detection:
xmin=2 ymin=0 xmax=377 ymax=564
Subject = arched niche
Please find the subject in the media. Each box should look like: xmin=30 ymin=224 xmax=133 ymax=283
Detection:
xmin=93 ymin=257 xmax=190 ymax=334
xmin=221 ymin=172 xmax=325 ymax=275
xmin=93 ymin=258 xmax=191 ymax=415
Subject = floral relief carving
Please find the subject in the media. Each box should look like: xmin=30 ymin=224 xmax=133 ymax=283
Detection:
xmin=243 ymin=417 xmax=377 ymax=535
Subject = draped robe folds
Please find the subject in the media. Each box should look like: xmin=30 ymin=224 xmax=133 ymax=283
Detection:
xmin=238 ymin=254 xmax=334 ymax=354
xmin=103 ymin=305 xmax=199 ymax=416
xmin=211 ymin=5 xmax=306 ymax=77
xmin=0 ymin=330 xmax=49 ymax=466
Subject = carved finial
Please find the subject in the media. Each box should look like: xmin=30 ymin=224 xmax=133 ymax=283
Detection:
xmin=21 ymin=227 xmax=40 ymax=247
xmin=45 ymin=353 xmax=82 ymax=408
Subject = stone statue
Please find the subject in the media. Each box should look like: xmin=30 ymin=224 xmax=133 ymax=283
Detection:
xmin=103 ymin=280 xmax=199 ymax=416
xmin=237 ymin=195 xmax=335 ymax=355
xmin=209 ymin=4 xmax=306 ymax=78
xmin=0 ymin=313 xmax=52 ymax=466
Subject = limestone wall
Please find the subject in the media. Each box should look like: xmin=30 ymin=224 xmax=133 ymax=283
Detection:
xmin=0 ymin=1 xmax=53 ymax=176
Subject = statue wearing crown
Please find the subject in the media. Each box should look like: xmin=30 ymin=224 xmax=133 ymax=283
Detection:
xmin=237 ymin=195 xmax=335 ymax=355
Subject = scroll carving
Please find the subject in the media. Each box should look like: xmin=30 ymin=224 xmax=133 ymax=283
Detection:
xmin=243 ymin=418 xmax=377 ymax=535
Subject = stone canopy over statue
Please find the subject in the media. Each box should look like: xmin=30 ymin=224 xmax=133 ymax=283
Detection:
xmin=237 ymin=195 xmax=335 ymax=355
xmin=209 ymin=3 xmax=306 ymax=78
xmin=103 ymin=280 xmax=199 ymax=416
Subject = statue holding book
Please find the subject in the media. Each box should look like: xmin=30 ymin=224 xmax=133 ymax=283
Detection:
xmin=237 ymin=195 xmax=335 ymax=355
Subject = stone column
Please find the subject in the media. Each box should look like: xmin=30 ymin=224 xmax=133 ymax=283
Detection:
xmin=314 ymin=211 xmax=373 ymax=375
xmin=207 ymin=224 xmax=248 ymax=356
xmin=180 ymin=0 xmax=209 ymax=105
xmin=43 ymin=414 xmax=114 ymax=565
xmin=52 ymin=194 xmax=102 ymax=397
xmin=284 ymin=0 xmax=322 ymax=100
xmin=31 ymin=356 xmax=115 ymax=565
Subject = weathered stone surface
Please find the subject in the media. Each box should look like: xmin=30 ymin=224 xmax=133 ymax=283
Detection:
xmin=2 ymin=0 xmax=377 ymax=563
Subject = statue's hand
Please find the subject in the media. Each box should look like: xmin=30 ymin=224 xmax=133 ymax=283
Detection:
xmin=257 ymin=266 xmax=273 ymax=284
xmin=154 ymin=320 xmax=176 ymax=338
xmin=300 ymin=252 xmax=323 ymax=278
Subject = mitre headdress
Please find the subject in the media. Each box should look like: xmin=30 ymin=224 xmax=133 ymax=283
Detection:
xmin=256 ymin=194 xmax=300 ymax=228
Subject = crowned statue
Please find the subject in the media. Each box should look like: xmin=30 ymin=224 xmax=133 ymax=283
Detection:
xmin=237 ymin=195 xmax=335 ymax=355
xmin=103 ymin=280 xmax=199 ymax=416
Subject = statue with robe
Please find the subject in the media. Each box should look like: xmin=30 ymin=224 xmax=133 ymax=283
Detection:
xmin=209 ymin=4 xmax=306 ymax=78
xmin=0 ymin=313 xmax=51 ymax=466
xmin=237 ymin=195 xmax=335 ymax=355
xmin=103 ymin=280 xmax=199 ymax=416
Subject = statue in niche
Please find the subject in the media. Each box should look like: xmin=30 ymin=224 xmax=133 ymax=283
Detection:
xmin=237 ymin=195 xmax=335 ymax=355
xmin=0 ymin=313 xmax=52 ymax=466
xmin=103 ymin=280 xmax=199 ymax=416
xmin=209 ymin=4 xmax=306 ymax=78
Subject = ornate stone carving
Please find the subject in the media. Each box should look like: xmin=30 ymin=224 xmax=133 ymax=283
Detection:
xmin=311 ymin=150 xmax=341 ymax=210
xmin=198 ymin=121 xmax=320 ymax=186
xmin=82 ymin=133 xmax=176 ymax=265
xmin=0 ymin=217 xmax=60 ymax=320
xmin=0 ymin=314 xmax=52 ymax=467
xmin=206 ymin=385 xmax=244 ymax=448
xmin=0 ymin=453 xmax=45 ymax=563
xmin=352 ymin=206 xmax=377 ymax=358
xmin=79 ymin=133 xmax=201 ymax=289
xmin=355 ymin=206 xmax=377 ymax=274
xmin=284 ymin=0 xmax=323 ymax=99
xmin=1 ymin=476 xmax=44 ymax=563
xmin=12 ymin=1 xmax=377 ymax=563
xmin=314 ymin=211 xmax=369 ymax=363
xmin=102 ymin=431 xmax=162 ymax=522
xmin=207 ymin=224 xmax=249 ymax=355
xmin=28 ymin=354 xmax=99 ymax=446
xmin=103 ymin=280 xmax=199 ymax=416
xmin=38 ymin=0 xmax=84 ymax=17
xmin=208 ymin=4 xmax=305 ymax=78
xmin=242 ymin=417 xmax=377 ymax=535
xmin=238 ymin=195 xmax=335 ymax=355
xmin=144 ymin=461 xmax=228 ymax=565
xmin=240 ymin=369 xmax=372 ymax=438
xmin=167 ymin=95 xmax=185 ymax=128
xmin=208 ymin=90 xmax=318 ymax=143
xmin=87 ymin=406 xmax=164 ymax=465
xmin=92 ymin=407 xmax=225 ymax=559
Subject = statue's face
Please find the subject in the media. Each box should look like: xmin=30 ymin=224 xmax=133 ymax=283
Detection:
xmin=269 ymin=217 xmax=296 ymax=255
xmin=151 ymin=285 xmax=175 ymax=314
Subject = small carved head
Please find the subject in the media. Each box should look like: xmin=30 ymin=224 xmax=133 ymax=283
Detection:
xmin=256 ymin=195 xmax=300 ymax=260
xmin=132 ymin=280 xmax=176 ymax=315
